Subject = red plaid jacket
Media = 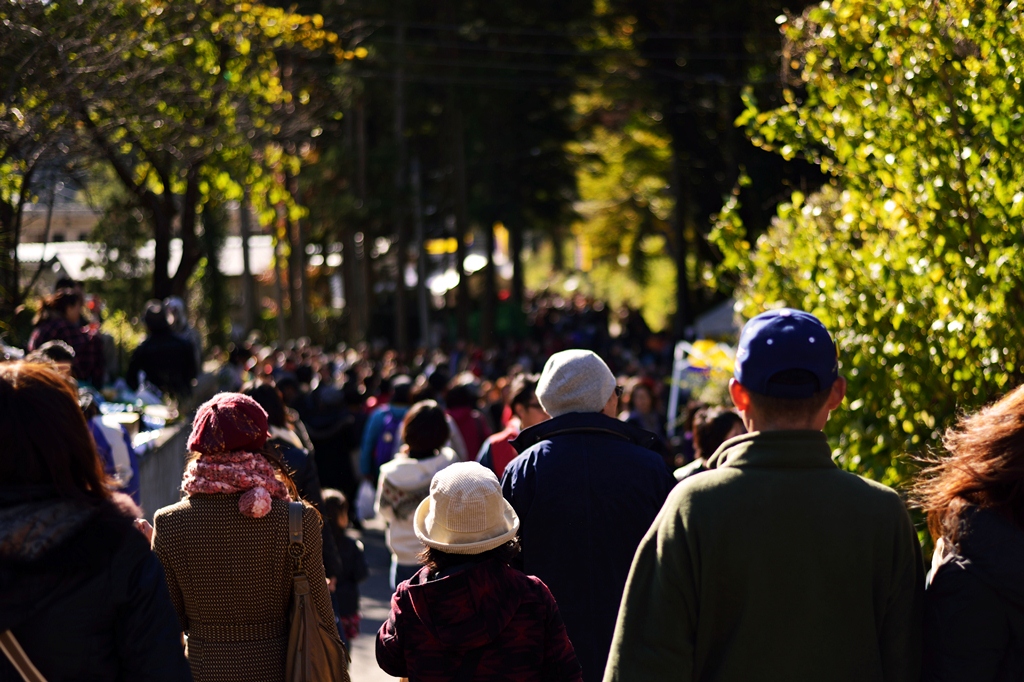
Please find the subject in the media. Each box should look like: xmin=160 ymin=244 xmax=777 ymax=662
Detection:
xmin=377 ymin=559 xmax=583 ymax=682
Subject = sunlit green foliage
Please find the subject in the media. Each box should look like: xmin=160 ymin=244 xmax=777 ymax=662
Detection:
xmin=713 ymin=0 xmax=1024 ymax=485
xmin=567 ymin=11 xmax=677 ymax=329
xmin=1 ymin=0 xmax=347 ymax=300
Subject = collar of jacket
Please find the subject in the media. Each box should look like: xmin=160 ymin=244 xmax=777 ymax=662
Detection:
xmin=948 ymin=506 xmax=1024 ymax=607
xmin=510 ymin=411 xmax=658 ymax=454
xmin=707 ymin=430 xmax=836 ymax=471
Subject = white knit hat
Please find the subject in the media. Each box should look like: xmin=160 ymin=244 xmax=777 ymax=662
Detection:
xmin=414 ymin=462 xmax=520 ymax=555
xmin=535 ymin=349 xmax=617 ymax=417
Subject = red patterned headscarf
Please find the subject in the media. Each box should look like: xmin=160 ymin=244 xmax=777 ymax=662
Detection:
xmin=183 ymin=393 xmax=291 ymax=518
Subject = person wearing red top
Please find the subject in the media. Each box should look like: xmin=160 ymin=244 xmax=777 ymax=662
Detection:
xmin=477 ymin=374 xmax=549 ymax=479
xmin=446 ymin=381 xmax=492 ymax=460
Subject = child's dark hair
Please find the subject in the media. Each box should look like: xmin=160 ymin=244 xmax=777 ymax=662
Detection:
xmin=322 ymin=488 xmax=349 ymax=523
xmin=417 ymin=537 xmax=521 ymax=574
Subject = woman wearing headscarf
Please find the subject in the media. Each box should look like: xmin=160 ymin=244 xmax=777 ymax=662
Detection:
xmin=152 ymin=392 xmax=348 ymax=682
xmin=0 ymin=362 xmax=190 ymax=680
xmin=916 ymin=384 xmax=1024 ymax=681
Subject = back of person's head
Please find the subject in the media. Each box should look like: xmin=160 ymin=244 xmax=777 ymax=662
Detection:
xmin=693 ymin=407 xmax=745 ymax=459
xmin=402 ymin=399 xmax=450 ymax=458
xmin=427 ymin=369 xmax=450 ymax=395
xmin=227 ymin=343 xmax=250 ymax=367
xmin=734 ymin=309 xmax=838 ymax=424
xmin=322 ymin=488 xmax=349 ymax=524
xmin=243 ymin=383 xmax=288 ymax=429
xmin=0 ymin=362 xmax=109 ymax=503
xmin=915 ymin=383 xmax=1024 ymax=544
xmin=445 ymin=382 xmax=478 ymax=410
xmin=744 ymin=370 xmax=833 ymax=423
xmin=508 ymin=373 xmax=540 ymax=409
xmin=164 ymin=296 xmax=188 ymax=333
xmin=38 ymin=288 xmax=82 ymax=320
xmin=536 ymin=349 xmax=617 ymax=417
xmin=143 ymin=299 xmax=170 ymax=333
xmin=391 ymin=375 xmax=413 ymax=405
xmin=54 ymin=277 xmax=79 ymax=292
xmin=27 ymin=339 xmax=76 ymax=365
xmin=341 ymin=381 xmax=363 ymax=408
xmin=295 ymin=364 xmax=315 ymax=386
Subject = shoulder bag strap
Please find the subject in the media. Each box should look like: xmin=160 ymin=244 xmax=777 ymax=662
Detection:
xmin=288 ymin=501 xmax=305 ymax=573
xmin=0 ymin=630 xmax=48 ymax=682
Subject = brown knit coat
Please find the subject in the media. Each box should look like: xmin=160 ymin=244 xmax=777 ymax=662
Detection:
xmin=153 ymin=493 xmax=342 ymax=682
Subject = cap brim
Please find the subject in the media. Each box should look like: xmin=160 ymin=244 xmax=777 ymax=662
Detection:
xmin=413 ymin=496 xmax=521 ymax=555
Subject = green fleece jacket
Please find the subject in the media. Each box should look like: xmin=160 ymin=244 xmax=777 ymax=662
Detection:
xmin=604 ymin=430 xmax=924 ymax=682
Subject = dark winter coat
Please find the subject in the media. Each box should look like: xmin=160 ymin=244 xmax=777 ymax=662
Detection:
xmin=270 ymin=436 xmax=344 ymax=580
xmin=0 ymin=486 xmax=191 ymax=681
xmin=503 ymin=413 xmax=674 ymax=682
xmin=329 ymin=528 xmax=368 ymax=617
xmin=126 ymin=331 xmax=198 ymax=397
xmin=924 ymin=506 xmax=1024 ymax=681
xmin=376 ymin=559 xmax=582 ymax=681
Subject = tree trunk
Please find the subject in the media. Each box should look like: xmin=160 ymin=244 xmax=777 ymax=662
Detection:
xmin=170 ymin=167 xmax=203 ymax=298
xmin=286 ymin=173 xmax=307 ymax=339
xmin=411 ymin=157 xmax=430 ymax=348
xmin=392 ymin=20 xmax=409 ymax=354
xmin=272 ymin=201 xmax=288 ymax=339
xmin=450 ymin=105 xmax=470 ymax=342
xmin=238 ymin=187 xmax=257 ymax=335
xmin=201 ymin=197 xmax=228 ymax=349
xmin=509 ymin=220 xmax=524 ymax=309
xmin=480 ymin=222 xmax=496 ymax=347
xmin=152 ymin=208 xmax=174 ymax=299
xmin=670 ymin=142 xmax=692 ymax=339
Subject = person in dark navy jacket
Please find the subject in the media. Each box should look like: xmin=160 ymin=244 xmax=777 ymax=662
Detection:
xmin=501 ymin=350 xmax=673 ymax=682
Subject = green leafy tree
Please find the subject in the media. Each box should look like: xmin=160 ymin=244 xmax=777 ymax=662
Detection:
xmin=0 ymin=1 xmax=85 ymax=326
xmin=19 ymin=0 xmax=342 ymax=299
xmin=714 ymin=0 xmax=1024 ymax=486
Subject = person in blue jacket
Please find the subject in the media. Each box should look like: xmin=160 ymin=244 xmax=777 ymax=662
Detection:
xmin=502 ymin=349 xmax=674 ymax=682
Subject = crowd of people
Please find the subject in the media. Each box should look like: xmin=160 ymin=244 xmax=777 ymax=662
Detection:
xmin=1 ymin=304 xmax=1023 ymax=681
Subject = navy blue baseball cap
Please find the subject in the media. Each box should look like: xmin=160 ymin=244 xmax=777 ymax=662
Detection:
xmin=734 ymin=309 xmax=839 ymax=399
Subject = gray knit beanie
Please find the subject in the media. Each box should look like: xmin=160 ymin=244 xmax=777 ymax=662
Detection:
xmin=536 ymin=349 xmax=617 ymax=417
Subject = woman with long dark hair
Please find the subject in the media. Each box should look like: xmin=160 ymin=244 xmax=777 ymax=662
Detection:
xmin=0 ymin=362 xmax=190 ymax=680
xmin=152 ymin=392 xmax=348 ymax=682
xmin=915 ymin=385 xmax=1024 ymax=680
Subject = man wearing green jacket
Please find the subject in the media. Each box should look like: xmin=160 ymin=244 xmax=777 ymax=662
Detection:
xmin=604 ymin=309 xmax=924 ymax=682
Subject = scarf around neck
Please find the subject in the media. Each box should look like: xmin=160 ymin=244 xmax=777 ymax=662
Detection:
xmin=182 ymin=451 xmax=291 ymax=518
